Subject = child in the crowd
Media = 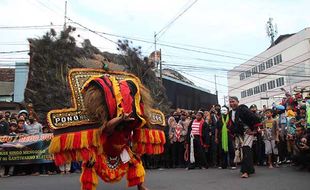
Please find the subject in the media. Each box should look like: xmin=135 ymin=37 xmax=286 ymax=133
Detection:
xmin=277 ymin=108 xmax=288 ymax=164
xmin=286 ymin=105 xmax=296 ymax=118
xmin=262 ymin=109 xmax=279 ymax=168
xmin=286 ymin=117 xmax=296 ymax=162
xmin=9 ymin=121 xmax=18 ymax=136
xmin=16 ymin=119 xmax=26 ymax=134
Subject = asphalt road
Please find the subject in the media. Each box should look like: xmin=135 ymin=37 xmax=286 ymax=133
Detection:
xmin=1 ymin=166 xmax=309 ymax=190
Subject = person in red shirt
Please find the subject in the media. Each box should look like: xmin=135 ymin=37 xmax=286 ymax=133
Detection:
xmin=186 ymin=111 xmax=209 ymax=169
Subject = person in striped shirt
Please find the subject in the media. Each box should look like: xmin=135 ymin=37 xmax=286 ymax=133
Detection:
xmin=185 ymin=111 xmax=209 ymax=169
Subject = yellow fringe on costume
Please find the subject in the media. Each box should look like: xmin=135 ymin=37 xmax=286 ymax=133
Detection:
xmin=109 ymin=76 xmax=123 ymax=118
xmin=80 ymin=164 xmax=98 ymax=190
xmin=49 ymin=136 xmax=61 ymax=153
xmin=127 ymin=160 xmax=145 ymax=187
xmin=48 ymin=128 xmax=103 ymax=166
xmin=132 ymin=128 xmax=166 ymax=155
xmin=80 ymin=131 xmax=89 ymax=148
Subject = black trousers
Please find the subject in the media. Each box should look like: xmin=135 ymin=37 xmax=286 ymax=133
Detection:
xmin=220 ymin=138 xmax=235 ymax=169
xmin=241 ymin=146 xmax=255 ymax=174
xmin=188 ymin=136 xmax=207 ymax=168
xmin=207 ymin=134 xmax=218 ymax=167
xmin=252 ymin=134 xmax=265 ymax=165
xmin=278 ymin=136 xmax=287 ymax=162
xmin=171 ymin=141 xmax=185 ymax=168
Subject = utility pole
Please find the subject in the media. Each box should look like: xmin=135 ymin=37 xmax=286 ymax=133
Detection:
xmin=154 ymin=32 xmax=157 ymax=69
xmin=159 ymin=49 xmax=162 ymax=82
xmin=64 ymin=1 xmax=67 ymax=30
xmin=223 ymin=95 xmax=228 ymax=106
xmin=266 ymin=18 xmax=278 ymax=45
xmin=214 ymin=74 xmax=218 ymax=96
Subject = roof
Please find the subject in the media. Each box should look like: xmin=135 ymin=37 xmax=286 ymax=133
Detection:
xmin=162 ymin=68 xmax=194 ymax=85
xmin=268 ymin=33 xmax=295 ymax=49
xmin=0 ymin=81 xmax=14 ymax=95
xmin=162 ymin=75 xmax=211 ymax=94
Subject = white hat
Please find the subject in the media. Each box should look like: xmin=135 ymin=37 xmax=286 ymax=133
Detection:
xmin=18 ymin=110 xmax=28 ymax=115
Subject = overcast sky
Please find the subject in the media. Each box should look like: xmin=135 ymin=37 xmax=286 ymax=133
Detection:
xmin=1 ymin=0 xmax=310 ymax=105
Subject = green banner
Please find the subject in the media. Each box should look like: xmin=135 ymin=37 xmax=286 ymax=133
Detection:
xmin=0 ymin=133 xmax=53 ymax=165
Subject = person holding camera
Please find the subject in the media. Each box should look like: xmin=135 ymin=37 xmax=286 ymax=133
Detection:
xmin=293 ymin=125 xmax=310 ymax=170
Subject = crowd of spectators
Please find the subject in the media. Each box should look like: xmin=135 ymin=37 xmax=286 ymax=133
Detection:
xmin=0 ymin=104 xmax=81 ymax=177
xmin=1 ymin=91 xmax=309 ymax=178
xmin=142 ymin=91 xmax=310 ymax=173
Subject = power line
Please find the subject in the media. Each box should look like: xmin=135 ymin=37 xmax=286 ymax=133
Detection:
xmin=0 ymin=24 xmax=304 ymax=76
xmin=31 ymin=0 xmax=272 ymax=66
xmin=160 ymin=40 xmax=256 ymax=57
xmin=0 ymin=43 xmax=28 ymax=46
xmin=81 ymin=27 xmax=304 ymax=71
xmin=171 ymin=67 xmax=247 ymax=91
xmin=163 ymin=62 xmax=310 ymax=78
xmin=34 ymin=0 xmax=61 ymax=15
xmin=158 ymin=48 xmax=307 ymax=75
xmin=70 ymin=23 xmax=304 ymax=70
xmin=156 ymin=0 xmax=199 ymax=41
xmin=0 ymin=25 xmax=62 ymax=29
xmin=0 ymin=58 xmax=29 ymax=60
xmin=67 ymin=18 xmax=118 ymax=45
xmin=24 ymin=0 xmax=309 ymax=72
xmin=0 ymin=50 xmax=28 ymax=54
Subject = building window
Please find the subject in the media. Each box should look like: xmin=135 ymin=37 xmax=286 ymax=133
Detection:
xmin=245 ymin=70 xmax=251 ymax=78
xmin=258 ymin=63 xmax=265 ymax=72
xmin=276 ymin=77 xmax=285 ymax=87
xmin=240 ymin=73 xmax=245 ymax=80
xmin=252 ymin=66 xmax=258 ymax=75
xmin=274 ymin=54 xmax=282 ymax=65
xmin=279 ymin=54 xmax=282 ymax=63
xmin=260 ymin=83 xmax=267 ymax=92
xmin=266 ymin=59 xmax=273 ymax=68
xmin=274 ymin=57 xmax=277 ymax=65
xmin=247 ymin=88 xmax=253 ymax=96
xmin=254 ymin=86 xmax=260 ymax=94
xmin=268 ymin=80 xmax=276 ymax=89
xmin=241 ymin=90 xmax=247 ymax=98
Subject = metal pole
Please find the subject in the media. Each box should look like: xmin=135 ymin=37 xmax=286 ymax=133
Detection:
xmin=154 ymin=32 xmax=157 ymax=69
xmin=160 ymin=49 xmax=162 ymax=82
xmin=214 ymin=74 xmax=218 ymax=96
xmin=64 ymin=1 xmax=67 ymax=30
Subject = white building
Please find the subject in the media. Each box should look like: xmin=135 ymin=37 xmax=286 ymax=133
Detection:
xmin=228 ymin=27 xmax=310 ymax=108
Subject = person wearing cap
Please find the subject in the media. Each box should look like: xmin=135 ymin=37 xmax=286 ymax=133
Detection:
xmin=18 ymin=110 xmax=29 ymax=124
xmin=18 ymin=109 xmax=28 ymax=117
xmin=185 ymin=111 xmax=209 ymax=169
xmin=228 ymin=96 xmax=261 ymax=178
